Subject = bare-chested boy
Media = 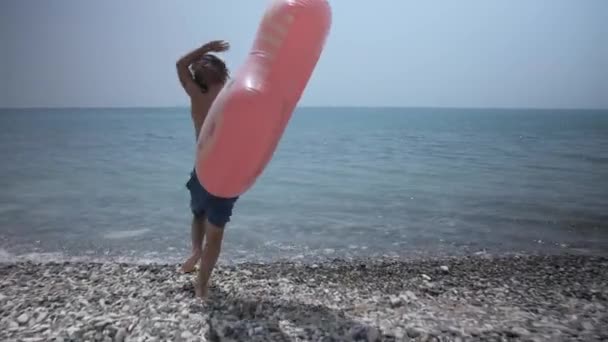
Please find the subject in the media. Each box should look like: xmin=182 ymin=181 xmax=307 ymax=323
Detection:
xmin=176 ymin=39 xmax=237 ymax=299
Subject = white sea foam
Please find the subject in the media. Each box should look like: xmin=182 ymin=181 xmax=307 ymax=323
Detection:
xmin=103 ymin=228 xmax=151 ymax=240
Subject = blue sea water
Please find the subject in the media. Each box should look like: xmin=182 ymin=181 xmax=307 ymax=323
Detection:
xmin=0 ymin=107 xmax=607 ymax=263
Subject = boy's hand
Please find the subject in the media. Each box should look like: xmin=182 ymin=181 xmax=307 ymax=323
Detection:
xmin=203 ymin=40 xmax=230 ymax=53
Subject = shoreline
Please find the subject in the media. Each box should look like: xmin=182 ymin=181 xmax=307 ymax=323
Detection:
xmin=1 ymin=245 xmax=604 ymax=267
xmin=1 ymin=254 xmax=607 ymax=341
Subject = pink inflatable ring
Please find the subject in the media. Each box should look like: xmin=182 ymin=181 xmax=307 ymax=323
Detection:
xmin=195 ymin=0 xmax=332 ymax=198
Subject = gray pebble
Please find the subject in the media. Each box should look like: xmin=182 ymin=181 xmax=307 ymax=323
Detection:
xmin=468 ymin=328 xmax=481 ymax=336
xmin=94 ymin=320 xmax=111 ymax=330
xmin=393 ymin=327 xmax=405 ymax=339
xmin=17 ymin=313 xmax=29 ymax=324
xmin=20 ymin=338 xmax=44 ymax=342
xmin=481 ymin=324 xmax=495 ymax=333
xmin=114 ymin=328 xmax=127 ymax=342
xmin=406 ymin=326 xmax=423 ymax=338
xmin=66 ymin=326 xmax=81 ymax=338
xmin=439 ymin=265 xmax=449 ymax=273
xmin=447 ymin=326 xmax=463 ymax=336
xmin=403 ymin=290 xmax=417 ymax=301
xmin=507 ymin=327 xmax=530 ymax=337
xmin=389 ymin=295 xmax=402 ymax=307
xmin=367 ymin=327 xmax=380 ymax=341
xmin=36 ymin=310 xmax=48 ymax=322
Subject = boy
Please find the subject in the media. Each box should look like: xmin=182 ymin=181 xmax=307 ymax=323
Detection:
xmin=176 ymin=39 xmax=238 ymax=299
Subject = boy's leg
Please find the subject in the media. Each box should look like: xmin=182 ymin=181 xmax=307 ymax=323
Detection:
xmin=182 ymin=169 xmax=207 ymax=273
xmin=195 ymin=219 xmax=225 ymax=299
xmin=195 ymin=194 xmax=238 ymax=299
xmin=181 ymin=215 xmax=205 ymax=273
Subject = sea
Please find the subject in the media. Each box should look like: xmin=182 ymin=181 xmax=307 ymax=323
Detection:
xmin=0 ymin=107 xmax=607 ymax=264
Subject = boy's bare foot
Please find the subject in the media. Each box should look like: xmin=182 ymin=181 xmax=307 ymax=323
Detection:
xmin=181 ymin=250 xmax=201 ymax=273
xmin=195 ymin=275 xmax=209 ymax=300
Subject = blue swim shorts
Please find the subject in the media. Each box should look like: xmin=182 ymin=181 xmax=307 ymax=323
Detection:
xmin=185 ymin=169 xmax=239 ymax=228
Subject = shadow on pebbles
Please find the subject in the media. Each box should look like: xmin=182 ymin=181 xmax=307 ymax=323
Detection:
xmin=1 ymin=254 xmax=607 ymax=341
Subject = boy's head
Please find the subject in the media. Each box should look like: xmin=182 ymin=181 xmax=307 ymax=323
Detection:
xmin=191 ymin=54 xmax=229 ymax=91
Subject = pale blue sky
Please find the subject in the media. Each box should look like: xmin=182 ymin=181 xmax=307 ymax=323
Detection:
xmin=1 ymin=0 xmax=606 ymax=109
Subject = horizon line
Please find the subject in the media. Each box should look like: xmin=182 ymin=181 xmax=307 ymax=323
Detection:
xmin=1 ymin=105 xmax=607 ymax=112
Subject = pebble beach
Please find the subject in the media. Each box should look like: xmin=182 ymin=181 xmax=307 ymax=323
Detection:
xmin=1 ymin=253 xmax=607 ymax=342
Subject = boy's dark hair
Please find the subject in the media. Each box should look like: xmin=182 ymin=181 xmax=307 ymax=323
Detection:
xmin=191 ymin=54 xmax=229 ymax=91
